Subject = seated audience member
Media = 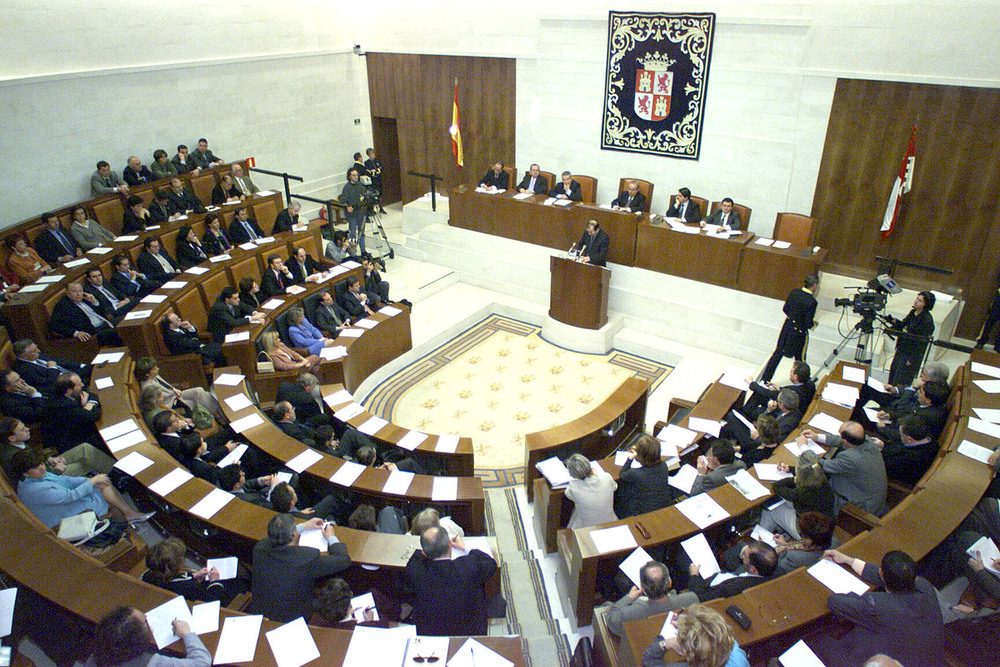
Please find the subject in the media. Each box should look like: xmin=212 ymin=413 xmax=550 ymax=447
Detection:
xmin=138 ymin=385 xmax=177 ymax=426
xmin=352 ymin=443 xmax=426 ymax=476
xmin=665 ymin=187 xmax=701 ymax=223
xmin=70 ymin=205 xmax=116 ymax=250
xmin=162 ymin=311 xmax=227 ymax=365
xmin=288 ymin=307 xmax=338 ymax=355
xmin=136 ymin=236 xmax=179 ymax=280
xmin=151 ymin=411 xmax=240 ymax=483
xmin=216 ymin=464 xmax=273 ymax=508
xmin=691 ymin=440 xmax=746 ymax=495
xmin=11 ymin=448 xmax=152 ymax=528
xmin=289 ymin=245 xmax=328 ymax=284
xmin=83 ymin=606 xmax=209 ymax=667
xmin=786 ymin=422 xmax=888 ymax=517
xmin=48 ymin=282 xmax=123 ymax=346
xmin=150 ymin=148 xmax=178 ymax=181
xmin=135 ymin=357 xmax=222 ymax=424
xmin=868 ymin=379 xmax=949 ymax=446
xmin=201 ymin=213 xmax=232 ymax=255
xmin=564 ymin=452 xmax=617 ymax=529
xmin=818 ymin=549 xmax=943 ymax=666
xmin=35 ymin=212 xmax=82 ymax=264
xmin=175 ymin=224 xmax=209 ymax=268
xmin=310 ymin=578 xmax=381 ymax=629
xmin=84 ymin=266 xmax=135 ymax=322
xmin=723 ymin=388 xmax=801 ymax=451
xmin=604 ymin=560 xmax=698 ymax=637
xmin=121 ymin=194 xmax=152 ymax=234
xmin=260 ymin=254 xmax=294 ymax=298
xmin=853 ymin=360 xmax=948 ymax=425
xmin=771 ymin=511 xmax=836 ymax=575
xmin=951 ymin=495 xmax=1000 ymax=614
xmin=0 ymin=417 xmax=114 ymax=481
xmin=550 ymin=170 xmax=582 ymax=201
xmin=734 ymin=414 xmax=781 ymax=466
xmin=361 ymin=255 xmax=390 ymax=305
xmin=123 ymin=156 xmax=153 ymax=186
xmin=228 ymin=207 xmax=265 ymax=243
xmin=272 ymin=201 xmax=301 ymax=234
xmin=314 ymin=290 xmax=350 ymax=338
xmin=0 ymin=370 xmax=47 ymax=423
xmin=761 ymin=451 xmax=836 ymax=539
xmin=269 ymin=481 xmax=339 ymax=521
xmin=190 ymin=138 xmax=224 ymax=169
xmin=878 ymin=413 xmax=939 ymax=486
xmin=5 ymin=234 xmax=51 ymax=283
xmin=743 ymin=360 xmax=815 ymax=422
xmin=0 ymin=267 xmax=21 ymax=302
xmin=478 ymin=161 xmax=509 ymax=191
xmin=339 ymin=276 xmax=374 ymax=319
xmin=616 ymin=434 xmax=675 ymax=519
xmin=12 ymin=338 xmax=92 ymax=395
xmin=230 ymin=163 xmax=259 ymax=197
xmin=348 ymin=503 xmax=408 ymax=535
xmin=274 ymin=373 xmax=328 ymax=426
xmin=611 ymin=179 xmax=646 ymax=212
xmin=517 ymin=163 xmax=548 ymax=194
xmin=688 ymin=539 xmax=778 ymax=601
xmin=261 ymin=330 xmax=320 ymax=374
xmin=110 ymin=253 xmax=157 ymax=299
xmin=410 ymin=506 xmax=465 ymax=541
xmin=324 ymin=230 xmax=358 ymax=263
xmin=90 ymin=160 xmax=129 ymax=197
xmin=142 ymin=537 xmax=247 ymax=605
xmin=405 ymin=526 xmax=498 ymax=636
xmin=207 ymin=287 xmax=265 ymax=342
xmin=211 ymin=174 xmax=240 ymax=206
xmin=272 ymin=401 xmax=334 ymax=451
xmin=700 ymin=197 xmax=742 ymax=231
xmin=171 ymin=144 xmax=201 ymax=175
xmin=149 ymin=190 xmax=180 ymax=225
xmin=251 ymin=513 xmax=351 ymax=623
xmin=641 ymin=604 xmax=750 ymax=667
xmin=165 ymin=176 xmax=206 ymax=214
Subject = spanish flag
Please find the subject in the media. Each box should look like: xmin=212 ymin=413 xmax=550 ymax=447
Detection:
xmin=450 ymin=80 xmax=463 ymax=169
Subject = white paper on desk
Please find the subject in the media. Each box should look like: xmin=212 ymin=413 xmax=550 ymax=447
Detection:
xmin=99 ymin=418 xmax=140 ymax=441
xmin=257 ymin=190 xmax=276 ymax=197
xmin=63 ymin=257 xmax=90 ymax=268
xmin=350 ymin=592 xmax=380 ymax=623
xmin=536 ymin=456 xmax=572 ymax=488
xmin=772 ymin=240 xmax=792 ymax=249
xmin=753 ymin=462 xmax=792 ymax=482
xmin=36 ymin=274 xmax=64 ymax=283
xmin=754 ymin=237 xmax=774 ymax=247
xmin=298 ymin=528 xmax=329 ymax=552
xmin=341 ymin=260 xmax=361 ymax=269
xmin=149 ymin=468 xmax=194 ymax=496
xmin=841 ymin=366 xmax=866 ymax=384
xmin=681 ymin=533 xmax=722 ymax=579
xmin=542 ymin=197 xmax=556 ymax=206
xmin=238 ymin=242 xmax=257 ymax=250
xmin=213 ymin=614 xmax=263 ymax=665
xmin=328 ymin=265 xmax=348 ymax=276
xmin=383 ymin=469 xmax=415 ymax=495
xmin=265 ymin=617 xmax=321 ymax=667
xmin=614 ymin=450 xmax=631 ymax=467
xmin=254 ymin=237 xmax=276 ymax=245
xmin=224 ymin=330 xmax=250 ymax=343
xmin=957 ymin=440 xmax=994 ymax=464
xmin=224 ymin=392 xmax=253 ymax=411
xmin=123 ymin=309 xmax=153 ymax=321
xmin=161 ymin=281 xmax=186 ymax=289
xmin=821 ymin=383 xmax=860 ymax=408
xmin=206 ymin=556 xmax=239 ymax=581
xmin=344 ymin=626 xmax=411 ymax=667
xmin=106 ymin=428 xmax=147 ymax=453
xmin=808 ymin=412 xmax=843 ymax=434
xmin=190 ymin=488 xmax=234 ymax=520
xmin=969 ymin=417 xmax=1000 ymax=440
xmin=554 ymin=198 xmax=573 ymax=207
xmin=190 ymin=600 xmax=219 ymax=635
xmin=354 ymin=318 xmax=377 ymax=330
xmin=334 ymin=402 xmax=365 ymax=422
xmin=216 ymin=443 xmax=248 ymax=468
xmin=140 ymin=294 xmax=168 ymax=304
xmin=92 ymin=351 xmax=125 ymax=364
xmin=379 ymin=305 xmax=402 ymax=316
xmin=779 ymin=639 xmax=826 ymax=667
xmin=214 ymin=372 xmax=245 ymax=386
xmin=324 ymin=389 xmax=353 ymax=408
xmin=17 ymin=284 xmax=47 ymax=293
xmin=261 ymin=298 xmax=284 ymax=310
xmin=657 ymin=423 xmax=697 ymax=449
xmin=94 ymin=376 xmax=114 ymax=390
xmin=726 ymin=468 xmax=771 ymax=500
xmin=589 ymin=524 xmax=638 ymax=554
xmin=287 ymin=448 xmax=323 ymax=473
xmin=205 ymin=206 xmax=221 ymax=212
xmin=675 ymin=493 xmax=731 ymax=530
xmin=358 ymin=415 xmax=389 ymax=436
xmin=87 ymin=246 xmax=113 ymax=255
xmin=618 ymin=546 xmax=654 ymax=588
xmin=973 ymin=408 xmax=1000 ymax=423
xmin=751 ymin=524 xmax=778 ymax=548
xmin=720 ymin=367 xmax=754 ymax=391
xmin=865 ymin=376 xmax=886 ymax=392
xmin=146 ymin=225 xmax=161 ymax=231
xmin=971 ymin=361 xmax=1000 ymax=379
xmin=320 ymin=345 xmax=347 ymax=360
xmin=453 ymin=536 xmax=494 ymax=561
xmin=185 ymin=266 xmax=209 ymax=275
xmin=339 ymin=327 xmax=364 ymax=338
xmin=146 ymin=596 xmax=192 ymax=649
xmin=447 ymin=637 xmax=514 ymax=667
xmin=808 ymin=558 xmax=869 ymax=595
xmin=688 ymin=417 xmax=722 ymax=437
xmin=784 ymin=440 xmax=826 ymax=458
xmin=229 ymin=412 xmax=264 ymax=434
xmin=113 ymin=452 xmax=154 ymax=476
xmin=209 ymin=254 xmax=232 ymax=263
xmin=0 ymin=588 xmax=15 ymax=639
xmin=286 ymin=284 xmax=306 ymax=295
xmin=864 ymin=407 xmax=882 ymax=424
xmin=966 ymin=536 xmax=1000 ymax=576
xmin=397 ymin=430 xmax=428 ymax=451
xmin=433 ymin=476 xmax=458 ymax=501
xmin=659 ymin=611 xmax=679 ymax=641
xmin=331 ymin=460 xmax=365 ymax=487
xmin=436 ymin=434 xmax=460 ymax=453
xmin=512 ymin=192 xmax=533 ymax=200
xmin=973 ymin=379 xmax=1000 ymax=393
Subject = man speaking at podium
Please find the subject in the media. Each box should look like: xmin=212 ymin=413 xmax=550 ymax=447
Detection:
xmin=577 ymin=220 xmax=609 ymax=267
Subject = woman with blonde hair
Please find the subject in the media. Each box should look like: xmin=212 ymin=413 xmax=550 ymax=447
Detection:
xmin=259 ymin=330 xmax=320 ymax=374
xmin=642 ymin=604 xmax=749 ymax=667
xmin=760 ymin=450 xmax=836 ymax=540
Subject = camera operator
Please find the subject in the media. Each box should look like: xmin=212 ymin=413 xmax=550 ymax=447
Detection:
xmin=341 ymin=167 xmax=368 ymax=253
xmin=761 ymin=274 xmax=819 ymax=383
xmin=364 ymin=148 xmax=386 ymax=214
xmin=886 ymin=291 xmax=935 ymax=387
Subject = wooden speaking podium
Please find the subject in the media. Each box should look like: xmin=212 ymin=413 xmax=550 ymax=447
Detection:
xmin=549 ymin=256 xmax=610 ymax=330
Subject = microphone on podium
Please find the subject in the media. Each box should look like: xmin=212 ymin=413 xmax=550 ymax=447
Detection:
xmin=568 ymin=242 xmax=579 ymax=260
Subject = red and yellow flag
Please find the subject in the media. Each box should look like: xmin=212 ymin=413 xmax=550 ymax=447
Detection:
xmin=450 ymin=80 xmax=463 ymax=169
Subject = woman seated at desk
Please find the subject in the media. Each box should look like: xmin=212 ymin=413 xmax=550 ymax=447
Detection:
xmin=5 ymin=234 xmax=51 ymax=284
xmin=175 ymin=224 xmax=209 ymax=269
xmin=288 ymin=307 xmax=339 ymax=355
xmin=142 ymin=537 xmax=247 ymax=606
xmin=238 ymin=277 xmax=261 ymax=313
xmin=260 ymin=330 xmax=320 ymax=375
xmin=564 ymin=453 xmax=617 ymax=529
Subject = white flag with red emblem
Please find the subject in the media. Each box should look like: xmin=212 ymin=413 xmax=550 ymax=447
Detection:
xmin=880 ymin=125 xmax=917 ymax=240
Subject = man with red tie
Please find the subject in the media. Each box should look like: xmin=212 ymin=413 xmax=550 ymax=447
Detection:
xmin=260 ymin=254 xmax=294 ymax=299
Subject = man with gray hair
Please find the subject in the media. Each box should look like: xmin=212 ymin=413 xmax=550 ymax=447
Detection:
xmin=272 ymin=201 xmax=302 ymax=234
xmin=721 ymin=387 xmax=801 ymax=451
xmin=604 ymin=560 xmax=698 ymax=636
xmin=550 ymin=170 xmax=582 ymax=201
xmin=230 ymin=163 xmax=259 ymax=196
xmin=250 ymin=514 xmax=350 ymax=622
xmin=852 ymin=361 xmax=949 ymax=426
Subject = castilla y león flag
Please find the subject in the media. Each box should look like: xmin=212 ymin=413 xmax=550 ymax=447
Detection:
xmin=880 ymin=125 xmax=917 ymax=240
xmin=450 ymin=80 xmax=463 ymax=169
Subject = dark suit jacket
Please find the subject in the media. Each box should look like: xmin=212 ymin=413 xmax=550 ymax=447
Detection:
xmin=776 ymin=288 xmax=818 ymax=356
xmin=611 ymin=190 xmax=646 ymax=213
xmin=170 ymin=155 xmax=197 ymax=175
xmin=13 ymin=356 xmax=89 ymax=396
xmin=516 ymin=174 xmax=548 ymax=194
xmin=277 ymin=420 xmax=323 ymax=448
xmin=689 ymin=572 xmax=769 ymax=602
xmin=163 ymin=326 xmax=202 ymax=355
xmin=0 ymin=391 xmax=47 ymax=423
xmin=201 ymin=229 xmax=232 ymax=255
xmin=615 ymin=460 xmax=675 ymax=518
xmin=176 ymin=240 xmax=208 ymax=269
xmin=34 ymin=228 xmax=79 ymax=264
xmin=147 ymin=201 xmax=176 ymax=225
xmin=260 ymin=268 xmax=290 ymax=299
xmin=42 ymin=393 xmax=101 ymax=453
xmin=404 ymin=549 xmax=497 ymax=636
xmin=275 ymin=382 xmax=323 ymax=423
xmin=123 ymin=166 xmax=153 ymax=186
xmin=578 ymin=229 xmax=610 ymax=267
xmin=315 ymin=303 xmax=349 ymax=336
xmin=211 ymin=183 xmax=240 ymax=206
xmin=272 ymin=210 xmax=297 ymax=234
xmin=251 ymin=538 xmax=351 ymax=623
xmin=288 ymin=256 xmax=324 ymax=284
xmin=49 ymin=296 xmax=110 ymax=338
xmin=665 ymin=199 xmax=701 ymax=223
xmin=81 ymin=282 xmax=123 ymax=320
xmin=207 ymin=300 xmax=249 ymax=343
xmin=881 ymin=439 xmax=939 ymax=486
xmin=745 ymin=379 xmax=816 ymax=421
xmin=109 ymin=271 xmax=145 ymax=299
xmin=137 ymin=250 xmax=179 ymax=279
xmin=228 ymin=218 xmax=266 ymax=244
xmin=121 ymin=209 xmax=149 ymax=235
xmin=702 ymin=208 xmax=742 ymax=231
xmin=479 ymin=170 xmax=509 ymax=189
xmin=338 ymin=289 xmax=368 ymax=319
xmin=166 ymin=188 xmax=206 ymax=214
xmin=550 ymin=179 xmax=582 ymax=201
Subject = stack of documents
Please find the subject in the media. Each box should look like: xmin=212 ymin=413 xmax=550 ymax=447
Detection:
xmin=535 ymin=456 xmax=572 ymax=488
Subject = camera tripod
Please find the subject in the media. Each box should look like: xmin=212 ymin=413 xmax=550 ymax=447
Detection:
xmin=362 ymin=203 xmax=395 ymax=269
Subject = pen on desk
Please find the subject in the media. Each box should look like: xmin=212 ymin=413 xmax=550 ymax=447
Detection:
xmin=635 ymin=522 xmax=650 ymax=540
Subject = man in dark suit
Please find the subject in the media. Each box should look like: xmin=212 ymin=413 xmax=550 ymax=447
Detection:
xmin=84 ymin=266 xmax=137 ymax=322
xmin=405 ymin=526 xmax=497 ymax=636
xmin=723 ymin=389 xmax=802 ymax=450
xmin=251 ymin=513 xmax=351 ymax=623
xmin=611 ymin=180 xmax=646 ymax=213
xmin=42 ymin=372 xmax=101 ymax=454
xmin=364 ymin=148 xmax=386 ymax=212
xmin=207 ymin=287 xmax=264 ymax=343
xmin=190 ymin=138 xmax=224 ymax=169
xmin=274 ymin=374 xmax=328 ymax=427
xmin=687 ymin=540 xmax=778 ymax=601
xmin=478 ymin=162 xmax=509 ymax=190
xmin=517 ymin=164 xmax=548 ymax=194
xmin=35 ymin=213 xmax=82 ymax=265
xmin=122 ymin=156 xmax=153 ymax=187
xmin=147 ymin=191 xmax=177 ymax=225
xmin=361 ymin=255 xmax=389 ymax=305
xmin=170 ymin=145 xmax=201 ymax=176
xmin=136 ymin=237 xmax=179 ymax=281
xmin=11 ymin=339 xmax=91 ymax=395
xmin=314 ymin=291 xmax=350 ymax=338
xmin=743 ymin=360 xmax=816 ymax=422
xmin=879 ymin=414 xmax=939 ymax=486
xmin=165 ymin=177 xmax=206 ymax=214
xmin=338 ymin=276 xmax=373 ymax=319
xmin=288 ymin=246 xmax=326 ymax=284
xmin=550 ymin=171 xmax=583 ymax=201
xmin=615 ymin=435 xmax=675 ymax=519
xmin=665 ymin=187 xmax=700 ymax=223
xmin=761 ymin=273 xmax=818 ymax=382
xmin=228 ymin=207 xmax=266 ymax=243
xmin=162 ymin=312 xmax=227 ymax=365
xmin=109 ymin=253 xmax=158 ymax=300
xmin=260 ymin=254 xmax=293 ymax=298
xmin=700 ymin=197 xmax=742 ymax=231
xmin=577 ymin=220 xmax=609 ymax=267
xmin=0 ymin=370 xmax=47 ymax=423
xmin=272 ymin=402 xmax=333 ymax=451
xmin=48 ymin=281 xmax=123 ymax=346
xmin=272 ymin=202 xmax=301 ymax=234
xmin=861 ymin=379 xmax=949 ymax=447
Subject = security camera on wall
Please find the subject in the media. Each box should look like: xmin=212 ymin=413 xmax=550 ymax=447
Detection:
xmin=353 ymin=44 xmax=365 ymax=56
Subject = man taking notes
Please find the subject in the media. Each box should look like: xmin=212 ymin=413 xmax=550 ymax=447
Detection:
xmin=701 ymin=197 xmax=742 ymax=231
xmin=577 ymin=220 xmax=609 ymax=267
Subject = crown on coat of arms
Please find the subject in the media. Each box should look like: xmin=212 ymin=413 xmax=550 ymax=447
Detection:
xmin=638 ymin=52 xmax=675 ymax=70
